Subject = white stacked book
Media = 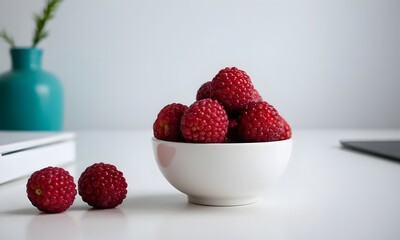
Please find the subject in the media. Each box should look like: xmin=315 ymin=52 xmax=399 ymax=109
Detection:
xmin=0 ymin=131 xmax=76 ymax=184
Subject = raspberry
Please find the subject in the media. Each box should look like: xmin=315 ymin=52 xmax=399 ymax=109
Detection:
xmin=211 ymin=67 xmax=255 ymax=113
xmin=78 ymin=163 xmax=128 ymax=209
xmin=153 ymin=103 xmax=188 ymax=141
xmin=180 ymin=98 xmax=229 ymax=143
xmin=252 ymin=89 xmax=263 ymax=102
xmin=196 ymin=81 xmax=212 ymax=100
xmin=26 ymin=167 xmax=76 ymax=213
xmin=238 ymin=101 xmax=290 ymax=142
xmin=226 ymin=117 xmax=240 ymax=142
xmin=282 ymin=117 xmax=292 ymax=139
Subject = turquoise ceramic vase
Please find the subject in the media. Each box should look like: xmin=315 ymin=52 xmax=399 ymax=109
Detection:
xmin=0 ymin=48 xmax=63 ymax=131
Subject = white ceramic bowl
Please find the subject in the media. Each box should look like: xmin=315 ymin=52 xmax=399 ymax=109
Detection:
xmin=152 ymin=138 xmax=292 ymax=206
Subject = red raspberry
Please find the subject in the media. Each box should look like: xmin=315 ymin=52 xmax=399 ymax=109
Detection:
xmin=252 ymin=89 xmax=263 ymax=102
xmin=211 ymin=67 xmax=255 ymax=112
xmin=226 ymin=117 xmax=240 ymax=142
xmin=78 ymin=163 xmax=128 ymax=209
xmin=238 ymin=101 xmax=290 ymax=142
xmin=26 ymin=167 xmax=76 ymax=213
xmin=153 ymin=103 xmax=188 ymax=141
xmin=282 ymin=117 xmax=292 ymax=139
xmin=196 ymin=81 xmax=212 ymax=100
xmin=180 ymin=98 xmax=229 ymax=143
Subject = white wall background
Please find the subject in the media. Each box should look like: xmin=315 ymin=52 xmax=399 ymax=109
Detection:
xmin=0 ymin=0 xmax=399 ymax=130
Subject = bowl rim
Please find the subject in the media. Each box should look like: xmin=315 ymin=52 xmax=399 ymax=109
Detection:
xmin=152 ymin=137 xmax=292 ymax=146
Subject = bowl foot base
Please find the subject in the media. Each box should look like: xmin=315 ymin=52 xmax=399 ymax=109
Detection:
xmin=188 ymin=195 xmax=258 ymax=206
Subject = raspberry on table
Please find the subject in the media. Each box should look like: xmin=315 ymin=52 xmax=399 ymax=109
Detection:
xmin=180 ymin=98 xmax=229 ymax=143
xmin=153 ymin=103 xmax=188 ymax=141
xmin=211 ymin=67 xmax=256 ymax=113
xmin=196 ymin=81 xmax=212 ymax=100
xmin=238 ymin=101 xmax=290 ymax=142
xmin=78 ymin=162 xmax=128 ymax=209
xmin=26 ymin=166 xmax=77 ymax=213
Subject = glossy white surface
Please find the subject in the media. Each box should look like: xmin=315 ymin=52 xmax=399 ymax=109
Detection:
xmin=152 ymin=138 xmax=292 ymax=206
xmin=1 ymin=129 xmax=400 ymax=240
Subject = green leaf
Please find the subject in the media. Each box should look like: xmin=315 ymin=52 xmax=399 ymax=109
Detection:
xmin=0 ymin=29 xmax=15 ymax=47
xmin=32 ymin=0 xmax=63 ymax=47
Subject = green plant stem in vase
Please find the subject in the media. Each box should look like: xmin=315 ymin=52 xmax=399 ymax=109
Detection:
xmin=0 ymin=0 xmax=63 ymax=48
xmin=32 ymin=0 xmax=63 ymax=47
xmin=0 ymin=30 xmax=15 ymax=47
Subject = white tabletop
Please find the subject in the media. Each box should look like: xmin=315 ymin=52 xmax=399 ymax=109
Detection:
xmin=1 ymin=129 xmax=400 ymax=240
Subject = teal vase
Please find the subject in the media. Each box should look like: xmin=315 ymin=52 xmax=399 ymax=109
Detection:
xmin=0 ymin=48 xmax=63 ymax=131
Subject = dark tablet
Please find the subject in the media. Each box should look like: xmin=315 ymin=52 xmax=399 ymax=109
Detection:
xmin=340 ymin=140 xmax=400 ymax=162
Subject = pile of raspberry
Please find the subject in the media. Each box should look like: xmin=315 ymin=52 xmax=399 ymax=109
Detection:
xmin=153 ymin=67 xmax=291 ymax=143
xmin=26 ymin=163 xmax=128 ymax=213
